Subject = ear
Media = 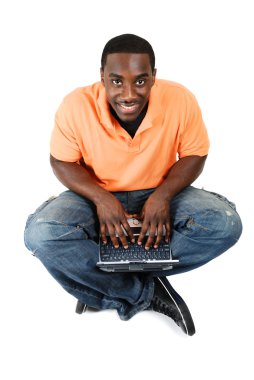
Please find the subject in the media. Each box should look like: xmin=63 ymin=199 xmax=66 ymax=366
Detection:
xmin=100 ymin=68 xmax=105 ymax=85
xmin=152 ymin=68 xmax=157 ymax=85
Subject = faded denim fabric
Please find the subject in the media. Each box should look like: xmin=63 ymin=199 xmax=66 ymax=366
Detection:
xmin=24 ymin=186 xmax=242 ymax=320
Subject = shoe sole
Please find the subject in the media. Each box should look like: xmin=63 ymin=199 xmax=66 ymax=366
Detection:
xmin=156 ymin=277 xmax=196 ymax=336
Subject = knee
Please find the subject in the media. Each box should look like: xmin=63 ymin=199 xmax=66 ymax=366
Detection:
xmin=205 ymin=190 xmax=242 ymax=243
xmin=204 ymin=205 xmax=242 ymax=252
xmin=195 ymin=188 xmax=242 ymax=244
xmin=174 ymin=204 xmax=242 ymax=252
xmin=24 ymin=217 xmax=53 ymax=256
xmin=24 ymin=214 xmax=90 ymax=257
xmin=223 ymin=208 xmax=242 ymax=245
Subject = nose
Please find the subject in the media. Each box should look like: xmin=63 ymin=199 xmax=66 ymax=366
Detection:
xmin=120 ymin=83 xmax=137 ymax=102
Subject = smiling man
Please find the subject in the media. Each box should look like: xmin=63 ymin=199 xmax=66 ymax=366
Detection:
xmin=24 ymin=34 xmax=242 ymax=336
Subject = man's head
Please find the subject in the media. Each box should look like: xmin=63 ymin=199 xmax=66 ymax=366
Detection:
xmin=100 ymin=34 xmax=157 ymax=122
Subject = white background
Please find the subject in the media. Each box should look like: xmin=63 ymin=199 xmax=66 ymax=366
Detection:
xmin=0 ymin=0 xmax=253 ymax=379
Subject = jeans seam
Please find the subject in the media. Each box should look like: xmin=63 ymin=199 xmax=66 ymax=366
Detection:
xmin=68 ymin=283 xmax=121 ymax=308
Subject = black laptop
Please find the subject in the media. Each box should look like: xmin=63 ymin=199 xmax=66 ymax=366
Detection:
xmin=96 ymin=218 xmax=179 ymax=272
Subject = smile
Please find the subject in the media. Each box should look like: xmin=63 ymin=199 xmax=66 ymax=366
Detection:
xmin=117 ymin=103 xmax=140 ymax=113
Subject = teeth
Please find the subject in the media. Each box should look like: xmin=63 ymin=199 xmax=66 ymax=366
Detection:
xmin=119 ymin=104 xmax=138 ymax=110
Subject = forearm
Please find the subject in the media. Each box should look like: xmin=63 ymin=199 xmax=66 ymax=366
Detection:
xmin=152 ymin=155 xmax=207 ymax=202
xmin=50 ymin=154 xmax=109 ymax=205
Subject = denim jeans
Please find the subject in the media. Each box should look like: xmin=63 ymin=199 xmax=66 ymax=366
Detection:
xmin=24 ymin=186 xmax=242 ymax=320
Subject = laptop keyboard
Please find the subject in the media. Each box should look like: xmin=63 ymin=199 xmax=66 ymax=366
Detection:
xmin=100 ymin=239 xmax=171 ymax=262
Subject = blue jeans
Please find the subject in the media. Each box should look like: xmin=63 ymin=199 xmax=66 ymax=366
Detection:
xmin=24 ymin=186 xmax=242 ymax=320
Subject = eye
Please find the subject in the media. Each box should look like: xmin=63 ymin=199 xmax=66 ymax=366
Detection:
xmin=112 ymin=79 xmax=122 ymax=86
xmin=136 ymin=79 xmax=146 ymax=86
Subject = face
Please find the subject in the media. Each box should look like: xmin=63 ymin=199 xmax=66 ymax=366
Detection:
xmin=100 ymin=53 xmax=156 ymax=122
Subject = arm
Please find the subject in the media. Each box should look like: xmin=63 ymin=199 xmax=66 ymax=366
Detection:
xmin=137 ymin=155 xmax=207 ymax=248
xmin=50 ymin=154 xmax=135 ymax=247
xmin=149 ymin=155 xmax=207 ymax=202
xmin=50 ymin=154 xmax=108 ymax=204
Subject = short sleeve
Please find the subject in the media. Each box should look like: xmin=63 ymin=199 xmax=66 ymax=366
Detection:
xmin=178 ymin=92 xmax=210 ymax=158
xmin=50 ymin=99 xmax=82 ymax=162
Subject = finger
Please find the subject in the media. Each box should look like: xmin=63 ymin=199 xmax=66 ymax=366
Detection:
xmin=124 ymin=212 xmax=140 ymax=220
xmin=145 ymin=226 xmax=157 ymax=250
xmin=131 ymin=213 xmax=141 ymax=219
xmin=100 ymin=223 xmax=107 ymax=244
xmin=165 ymin=222 xmax=171 ymax=243
xmin=139 ymin=209 xmax=145 ymax=221
xmin=121 ymin=220 xmax=135 ymax=243
xmin=154 ymin=224 xmax=164 ymax=248
xmin=114 ymin=224 xmax=129 ymax=248
xmin=137 ymin=222 xmax=149 ymax=245
xmin=107 ymin=225 xmax=120 ymax=248
xmin=124 ymin=212 xmax=133 ymax=219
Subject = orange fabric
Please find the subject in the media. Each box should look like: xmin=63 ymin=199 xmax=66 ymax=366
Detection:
xmin=50 ymin=79 xmax=209 ymax=191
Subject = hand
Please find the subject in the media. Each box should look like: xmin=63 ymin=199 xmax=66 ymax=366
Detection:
xmin=137 ymin=193 xmax=170 ymax=250
xmin=96 ymin=192 xmax=135 ymax=248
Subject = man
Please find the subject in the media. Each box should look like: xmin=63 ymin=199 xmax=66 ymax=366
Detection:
xmin=24 ymin=34 xmax=242 ymax=336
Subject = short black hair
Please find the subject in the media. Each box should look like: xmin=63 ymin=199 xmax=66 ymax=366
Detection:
xmin=101 ymin=34 xmax=155 ymax=71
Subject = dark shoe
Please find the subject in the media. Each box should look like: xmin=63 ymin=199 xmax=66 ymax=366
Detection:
xmin=75 ymin=301 xmax=87 ymax=314
xmin=75 ymin=301 xmax=99 ymax=314
xmin=148 ymin=277 xmax=196 ymax=336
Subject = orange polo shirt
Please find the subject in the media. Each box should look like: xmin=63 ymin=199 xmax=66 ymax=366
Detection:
xmin=50 ymin=79 xmax=209 ymax=191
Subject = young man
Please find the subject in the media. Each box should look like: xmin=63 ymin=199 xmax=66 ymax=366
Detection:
xmin=24 ymin=34 xmax=242 ymax=336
